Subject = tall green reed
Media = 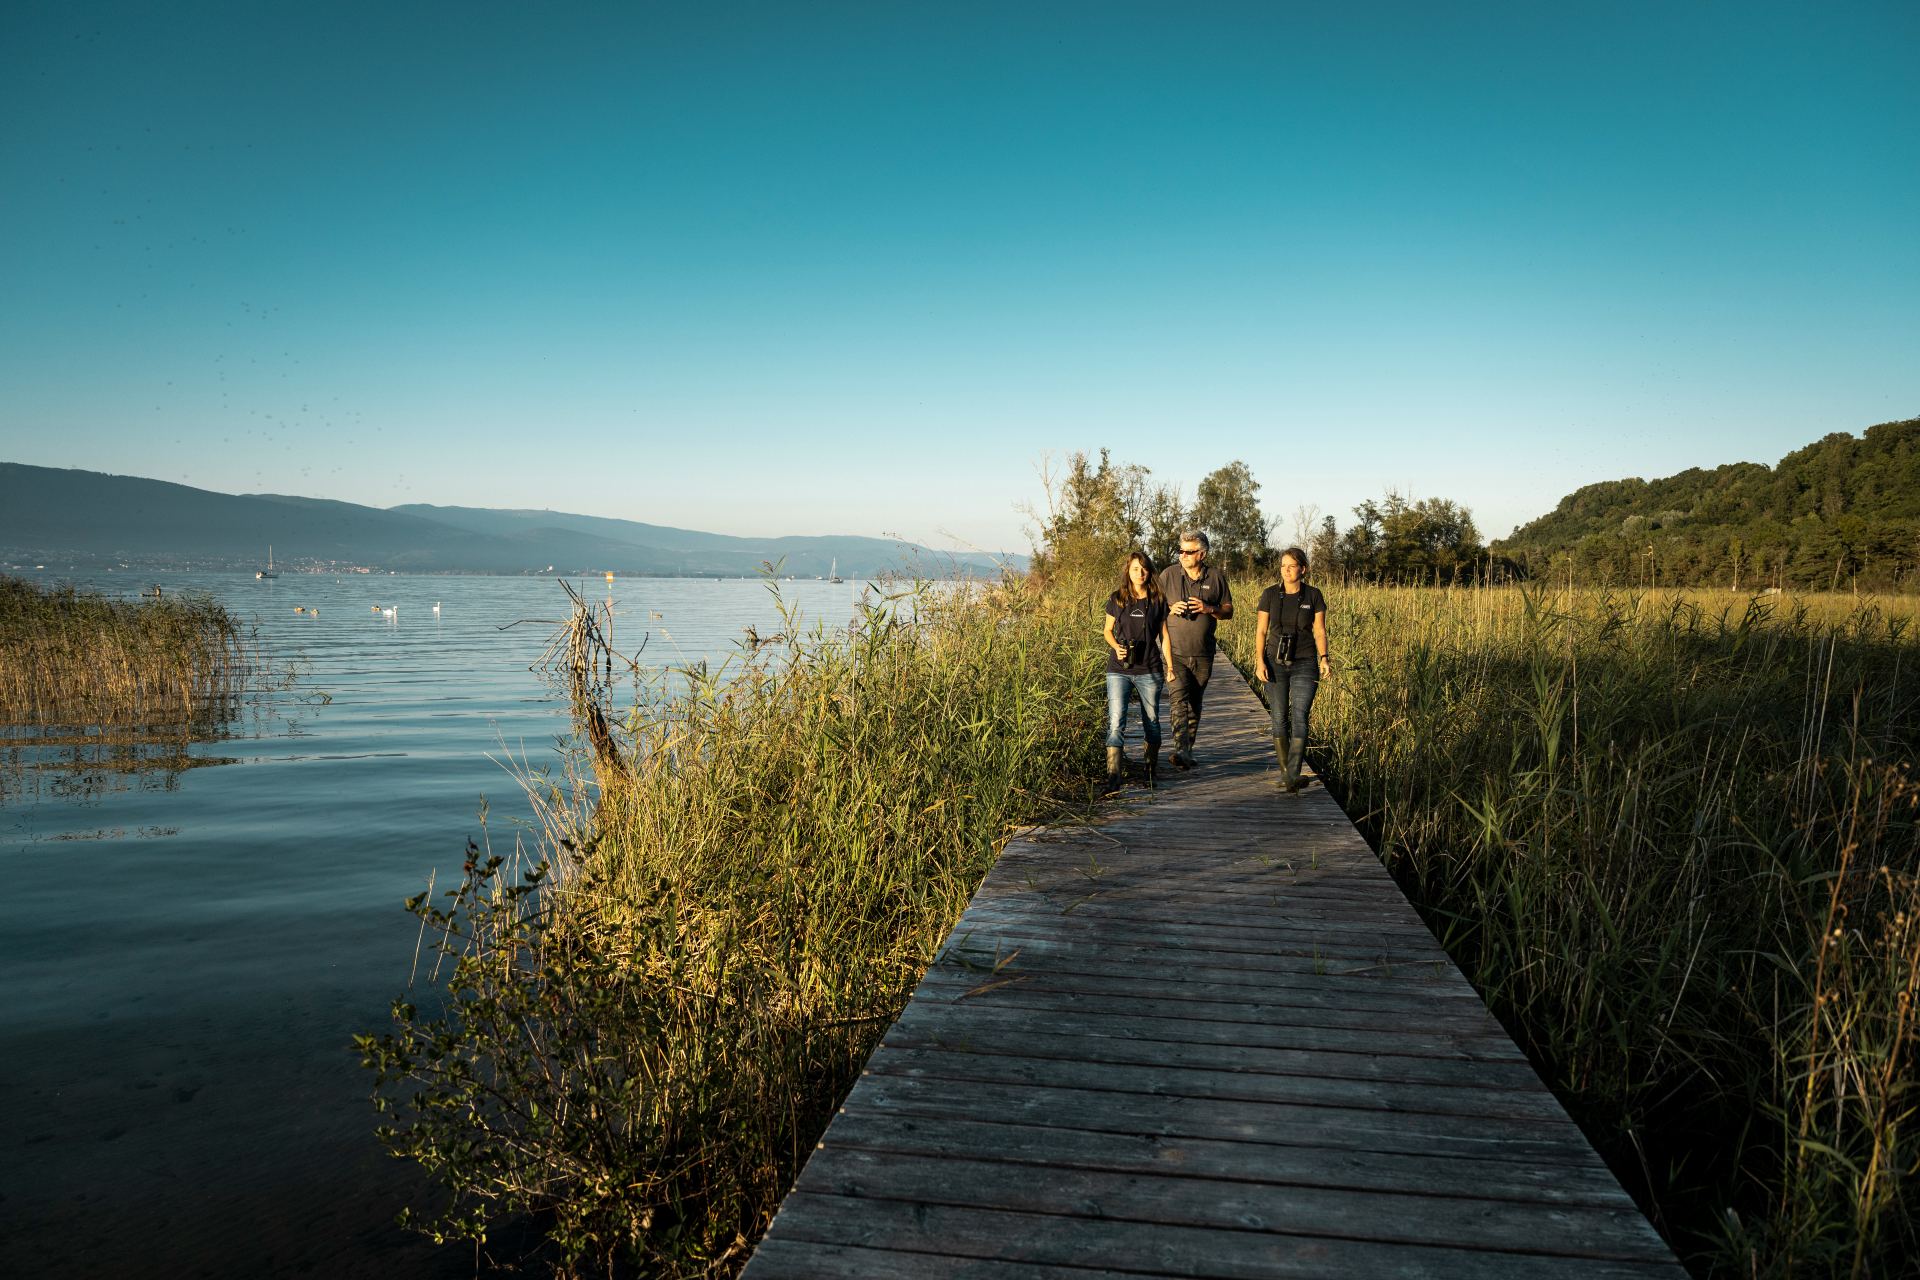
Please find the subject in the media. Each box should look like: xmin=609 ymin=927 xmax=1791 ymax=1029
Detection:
xmin=0 ymin=574 xmax=252 ymax=724
xmin=361 ymin=574 xmax=1109 ymax=1275
xmin=1220 ymin=586 xmax=1919 ymax=1277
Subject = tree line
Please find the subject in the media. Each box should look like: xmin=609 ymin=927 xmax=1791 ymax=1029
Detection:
xmin=1028 ymin=450 xmax=1488 ymax=585
xmin=1492 ymin=417 xmax=1920 ymax=591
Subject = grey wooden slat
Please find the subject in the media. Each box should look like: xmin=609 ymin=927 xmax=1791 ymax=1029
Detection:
xmin=917 ymin=949 xmax=1483 ymax=1001
xmin=842 ymin=1072 xmax=1616 ymax=1165
xmin=759 ymin=1194 xmax=1685 ymax=1280
xmin=913 ymin=960 xmax=1485 ymax=1013
xmin=861 ymin=1045 xmax=1576 ymax=1123
xmin=816 ymin=1109 xmax=1638 ymax=1207
xmin=956 ymin=896 xmax=1442 ymax=942
xmin=894 ymin=990 xmax=1528 ymax=1066
xmin=920 ymin=934 xmax=1471 ymax=989
xmin=745 ymin=1237 xmax=1149 ymax=1279
xmin=882 ymin=1013 xmax=1548 ymax=1090
xmin=904 ymin=974 xmax=1517 ymax=1044
xmin=791 ymin=1148 xmax=1676 ymax=1262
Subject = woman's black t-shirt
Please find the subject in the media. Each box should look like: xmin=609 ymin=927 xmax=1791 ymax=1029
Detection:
xmin=1105 ymin=593 xmax=1168 ymax=675
xmin=1256 ymin=583 xmax=1326 ymax=664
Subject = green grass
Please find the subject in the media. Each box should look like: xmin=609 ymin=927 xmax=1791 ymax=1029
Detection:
xmin=1217 ymin=584 xmax=1920 ymax=1278
xmin=360 ymin=575 xmax=1112 ymax=1274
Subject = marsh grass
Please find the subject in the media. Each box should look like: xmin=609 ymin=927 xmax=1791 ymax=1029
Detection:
xmin=1218 ymin=586 xmax=1920 ymax=1277
xmin=0 ymin=574 xmax=253 ymax=726
xmin=360 ymin=574 xmax=1108 ymax=1274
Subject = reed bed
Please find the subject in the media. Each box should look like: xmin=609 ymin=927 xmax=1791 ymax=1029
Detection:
xmin=0 ymin=574 xmax=252 ymax=725
xmin=361 ymin=576 xmax=1107 ymax=1275
xmin=1218 ymin=585 xmax=1920 ymax=1278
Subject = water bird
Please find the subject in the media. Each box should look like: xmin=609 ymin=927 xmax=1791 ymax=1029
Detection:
xmin=649 ymin=610 xmax=663 ymax=620
xmin=294 ymin=606 xmax=305 ymax=613
xmin=383 ymin=606 xmax=396 ymax=619
xmin=432 ymin=602 xmax=440 ymax=613
xmin=370 ymin=605 xmax=381 ymax=614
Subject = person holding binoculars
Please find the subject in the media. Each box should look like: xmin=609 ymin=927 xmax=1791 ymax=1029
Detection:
xmin=1254 ymin=546 xmax=1331 ymax=793
xmin=1103 ymin=549 xmax=1174 ymax=786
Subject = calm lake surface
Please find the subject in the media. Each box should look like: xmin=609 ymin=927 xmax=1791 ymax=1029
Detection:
xmin=1 ymin=573 xmax=866 ymax=1278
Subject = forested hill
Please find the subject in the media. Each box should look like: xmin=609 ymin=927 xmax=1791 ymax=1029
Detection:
xmin=1493 ymin=417 xmax=1920 ymax=589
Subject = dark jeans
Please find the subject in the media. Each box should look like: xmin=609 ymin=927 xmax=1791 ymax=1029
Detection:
xmin=1166 ymin=650 xmax=1213 ymax=754
xmin=1104 ymin=672 xmax=1162 ymax=749
xmin=1263 ymin=661 xmax=1319 ymax=740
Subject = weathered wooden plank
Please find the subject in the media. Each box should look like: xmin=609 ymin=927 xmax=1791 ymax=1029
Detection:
xmin=842 ymin=1073 xmax=1614 ymax=1166
xmin=760 ymin=1194 xmax=1684 ymax=1279
xmin=745 ymin=1238 xmax=1148 ymax=1279
xmin=861 ymin=1045 xmax=1576 ymax=1123
xmin=913 ymin=960 xmax=1484 ymax=1013
xmin=893 ymin=997 xmax=1522 ymax=1070
xmin=817 ymin=1109 xmax=1634 ymax=1208
xmin=919 ymin=933 xmax=1473 ymax=990
xmin=943 ymin=915 xmax=1449 ymax=964
xmin=882 ymin=1012 xmax=1546 ymax=1089
xmin=791 ymin=1149 xmax=1675 ymax=1262
xmin=955 ymin=896 xmax=1441 ymax=942
xmin=919 ymin=949 xmax=1482 ymax=1001
xmin=904 ymin=974 xmax=1518 ymax=1045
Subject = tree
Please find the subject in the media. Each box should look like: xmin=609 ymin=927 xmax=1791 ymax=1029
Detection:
xmin=1189 ymin=460 xmax=1274 ymax=572
xmin=1339 ymin=491 xmax=1486 ymax=583
xmin=1028 ymin=450 xmax=1188 ymax=581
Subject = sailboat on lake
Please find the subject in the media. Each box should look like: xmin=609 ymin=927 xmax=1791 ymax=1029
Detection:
xmin=828 ymin=558 xmax=843 ymax=584
xmin=256 ymin=546 xmax=279 ymax=580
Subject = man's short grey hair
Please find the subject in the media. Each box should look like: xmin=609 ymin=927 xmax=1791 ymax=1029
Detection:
xmin=1180 ymin=529 xmax=1210 ymax=551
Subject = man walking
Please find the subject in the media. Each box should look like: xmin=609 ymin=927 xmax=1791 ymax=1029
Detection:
xmin=1154 ymin=529 xmax=1233 ymax=769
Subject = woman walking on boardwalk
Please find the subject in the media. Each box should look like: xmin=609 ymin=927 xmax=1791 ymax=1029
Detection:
xmin=1103 ymin=550 xmax=1173 ymax=787
xmin=1254 ymin=547 xmax=1331 ymax=792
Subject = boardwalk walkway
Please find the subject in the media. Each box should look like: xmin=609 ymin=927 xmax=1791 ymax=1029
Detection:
xmin=745 ymin=658 xmax=1684 ymax=1278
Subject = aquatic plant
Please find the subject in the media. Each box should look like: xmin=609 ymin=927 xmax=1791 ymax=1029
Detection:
xmin=1218 ymin=585 xmax=1920 ymax=1278
xmin=0 ymin=574 xmax=253 ymax=725
xmin=360 ymin=573 xmax=1108 ymax=1274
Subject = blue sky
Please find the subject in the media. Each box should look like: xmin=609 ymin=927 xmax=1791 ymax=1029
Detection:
xmin=2 ymin=1 xmax=1915 ymax=552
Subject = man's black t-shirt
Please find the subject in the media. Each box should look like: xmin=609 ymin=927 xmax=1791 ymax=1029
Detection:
xmin=1105 ymin=593 xmax=1168 ymax=675
xmin=1155 ymin=562 xmax=1232 ymax=657
xmin=1256 ymin=583 xmax=1326 ymax=665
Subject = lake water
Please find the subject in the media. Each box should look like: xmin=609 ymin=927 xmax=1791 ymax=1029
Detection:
xmin=0 ymin=572 xmax=867 ymax=1278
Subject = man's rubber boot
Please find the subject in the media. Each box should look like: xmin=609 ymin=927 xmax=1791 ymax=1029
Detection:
xmin=1284 ymin=737 xmax=1307 ymax=793
xmin=1106 ymin=745 xmax=1125 ymax=786
xmin=1145 ymin=742 xmax=1159 ymax=789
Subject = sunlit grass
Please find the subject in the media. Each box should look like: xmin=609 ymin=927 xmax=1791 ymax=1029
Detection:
xmin=361 ymin=574 xmax=1110 ymax=1274
xmin=1218 ymin=584 xmax=1920 ymax=1278
xmin=0 ymin=574 xmax=253 ymax=725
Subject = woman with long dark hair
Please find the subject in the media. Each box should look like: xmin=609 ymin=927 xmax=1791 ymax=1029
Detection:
xmin=1254 ymin=546 xmax=1331 ymax=792
xmin=1103 ymin=550 xmax=1172 ymax=786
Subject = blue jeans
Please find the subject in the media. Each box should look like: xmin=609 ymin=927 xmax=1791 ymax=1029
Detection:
xmin=1105 ymin=672 xmax=1163 ymax=749
xmin=1263 ymin=661 xmax=1319 ymax=740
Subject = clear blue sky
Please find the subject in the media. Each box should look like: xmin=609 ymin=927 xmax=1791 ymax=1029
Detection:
xmin=2 ymin=1 xmax=1914 ymax=551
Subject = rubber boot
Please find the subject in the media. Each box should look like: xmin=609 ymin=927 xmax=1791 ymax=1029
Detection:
xmin=1284 ymin=737 xmax=1306 ymax=793
xmin=1272 ymin=736 xmax=1289 ymax=790
xmin=1144 ymin=742 xmax=1159 ymax=789
xmin=1106 ymin=745 xmax=1125 ymax=785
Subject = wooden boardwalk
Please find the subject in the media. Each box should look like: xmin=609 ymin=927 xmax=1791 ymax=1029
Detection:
xmin=744 ymin=658 xmax=1685 ymax=1278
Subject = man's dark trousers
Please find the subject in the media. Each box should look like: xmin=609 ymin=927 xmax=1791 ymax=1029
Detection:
xmin=1167 ymin=650 xmax=1213 ymax=761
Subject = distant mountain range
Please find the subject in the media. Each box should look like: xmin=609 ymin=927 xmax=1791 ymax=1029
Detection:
xmin=0 ymin=463 xmax=1024 ymax=578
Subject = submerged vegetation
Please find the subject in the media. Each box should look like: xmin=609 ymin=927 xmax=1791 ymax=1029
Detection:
xmin=359 ymin=575 xmax=1107 ymax=1273
xmin=0 ymin=574 xmax=254 ymax=725
xmin=1219 ymin=586 xmax=1920 ymax=1278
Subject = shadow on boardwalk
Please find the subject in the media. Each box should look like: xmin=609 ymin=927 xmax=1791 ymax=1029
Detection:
xmin=744 ymin=658 xmax=1685 ymax=1278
